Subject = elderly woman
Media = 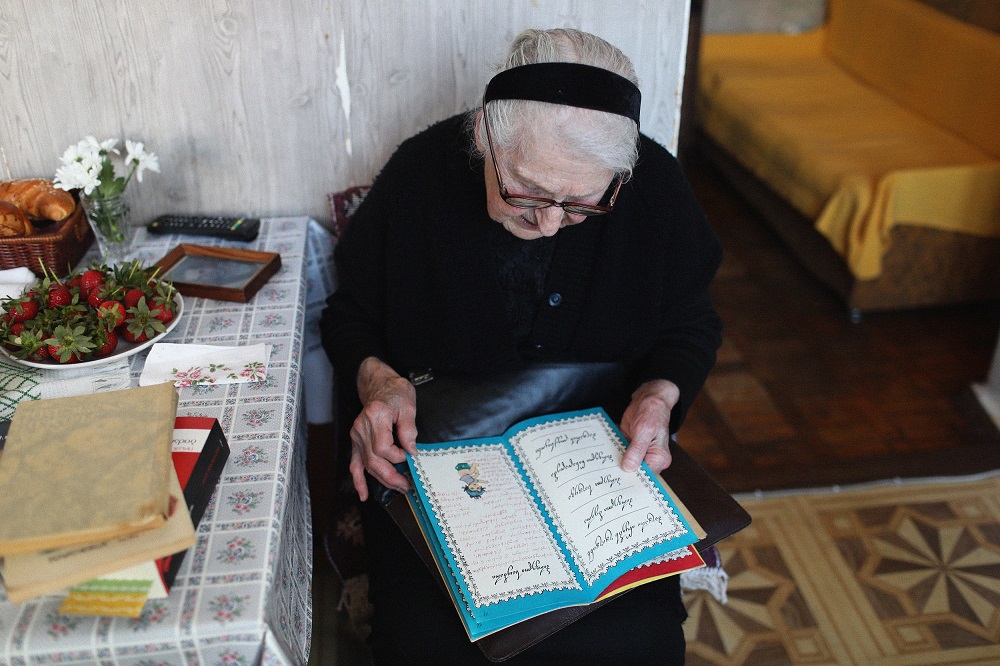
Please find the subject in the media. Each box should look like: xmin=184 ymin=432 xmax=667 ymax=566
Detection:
xmin=321 ymin=28 xmax=722 ymax=665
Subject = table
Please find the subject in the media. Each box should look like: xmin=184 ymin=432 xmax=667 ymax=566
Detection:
xmin=0 ymin=217 xmax=337 ymax=665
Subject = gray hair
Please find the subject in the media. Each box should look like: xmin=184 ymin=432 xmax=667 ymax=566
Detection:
xmin=470 ymin=29 xmax=640 ymax=177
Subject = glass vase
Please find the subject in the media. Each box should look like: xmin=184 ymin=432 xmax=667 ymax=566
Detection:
xmin=81 ymin=192 xmax=137 ymax=266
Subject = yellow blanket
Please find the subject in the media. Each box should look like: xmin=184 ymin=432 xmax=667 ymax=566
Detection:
xmin=698 ymin=0 xmax=1000 ymax=280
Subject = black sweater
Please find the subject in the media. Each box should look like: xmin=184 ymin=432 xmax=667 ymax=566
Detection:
xmin=320 ymin=115 xmax=723 ymax=432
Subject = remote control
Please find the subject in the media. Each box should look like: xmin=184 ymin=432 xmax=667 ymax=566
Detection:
xmin=147 ymin=215 xmax=261 ymax=241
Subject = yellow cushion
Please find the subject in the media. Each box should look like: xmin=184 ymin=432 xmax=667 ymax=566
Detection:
xmin=699 ymin=15 xmax=1000 ymax=279
xmin=825 ymin=0 xmax=1000 ymax=158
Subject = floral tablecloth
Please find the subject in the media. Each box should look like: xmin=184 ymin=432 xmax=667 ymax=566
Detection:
xmin=0 ymin=217 xmax=337 ymax=666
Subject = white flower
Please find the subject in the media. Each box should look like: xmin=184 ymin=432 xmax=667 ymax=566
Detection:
xmin=54 ymin=160 xmax=101 ymax=195
xmin=124 ymin=140 xmax=144 ymax=159
xmin=53 ymin=136 xmax=159 ymax=197
xmin=59 ymin=142 xmax=94 ymax=166
xmin=53 ymin=149 xmax=104 ymax=194
xmin=81 ymin=136 xmax=118 ymax=156
xmin=125 ymin=140 xmax=161 ymax=183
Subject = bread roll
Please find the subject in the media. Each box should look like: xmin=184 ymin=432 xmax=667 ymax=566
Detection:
xmin=0 ymin=201 xmax=34 ymax=237
xmin=0 ymin=179 xmax=76 ymax=221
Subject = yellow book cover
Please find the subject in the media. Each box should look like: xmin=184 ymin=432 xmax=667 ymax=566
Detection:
xmin=1 ymin=467 xmax=195 ymax=604
xmin=0 ymin=382 xmax=179 ymax=556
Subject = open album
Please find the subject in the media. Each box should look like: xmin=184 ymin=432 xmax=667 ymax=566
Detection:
xmin=405 ymin=408 xmax=705 ymax=640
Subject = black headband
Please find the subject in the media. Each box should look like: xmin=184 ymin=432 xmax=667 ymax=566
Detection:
xmin=483 ymin=62 xmax=641 ymax=126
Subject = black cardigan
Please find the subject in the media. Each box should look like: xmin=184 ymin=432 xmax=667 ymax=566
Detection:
xmin=320 ymin=115 xmax=723 ymax=432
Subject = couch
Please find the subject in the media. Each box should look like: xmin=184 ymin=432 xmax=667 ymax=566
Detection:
xmin=697 ymin=0 xmax=1000 ymax=313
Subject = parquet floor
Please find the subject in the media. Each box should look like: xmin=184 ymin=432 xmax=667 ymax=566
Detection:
xmin=684 ymin=473 xmax=1000 ymax=664
xmin=680 ymin=159 xmax=1000 ymax=494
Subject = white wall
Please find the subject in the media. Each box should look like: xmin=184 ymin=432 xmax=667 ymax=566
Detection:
xmin=0 ymin=0 xmax=691 ymax=227
xmin=703 ymin=0 xmax=825 ymax=34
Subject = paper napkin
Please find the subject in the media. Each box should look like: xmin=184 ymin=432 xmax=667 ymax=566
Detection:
xmin=0 ymin=267 xmax=37 ymax=304
xmin=139 ymin=343 xmax=271 ymax=387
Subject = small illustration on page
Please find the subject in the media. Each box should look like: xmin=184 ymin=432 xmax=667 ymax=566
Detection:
xmin=456 ymin=462 xmax=488 ymax=499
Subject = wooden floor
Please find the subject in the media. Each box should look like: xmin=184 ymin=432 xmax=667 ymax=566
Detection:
xmin=306 ymin=158 xmax=1000 ymax=664
xmin=680 ymin=158 xmax=1000 ymax=494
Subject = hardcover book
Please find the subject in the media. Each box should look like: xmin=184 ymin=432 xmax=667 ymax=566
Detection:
xmin=0 ymin=382 xmax=179 ymax=556
xmin=405 ymin=408 xmax=704 ymax=640
xmin=1 ymin=465 xmax=195 ymax=604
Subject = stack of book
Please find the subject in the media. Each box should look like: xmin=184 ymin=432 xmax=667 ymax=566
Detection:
xmin=0 ymin=383 xmax=228 ymax=616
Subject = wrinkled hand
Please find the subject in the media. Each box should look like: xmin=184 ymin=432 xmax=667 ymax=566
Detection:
xmin=349 ymin=356 xmax=418 ymax=501
xmin=618 ymin=379 xmax=680 ymax=475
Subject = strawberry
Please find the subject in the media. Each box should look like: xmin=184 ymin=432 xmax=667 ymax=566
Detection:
xmin=120 ymin=327 xmax=151 ymax=344
xmin=122 ymin=297 xmax=167 ymax=343
xmin=150 ymin=285 xmax=176 ymax=325
xmin=27 ymin=344 xmax=50 ymax=363
xmin=80 ymin=269 xmax=105 ymax=295
xmin=8 ymin=299 xmax=38 ymax=324
xmin=153 ymin=307 xmax=174 ymax=325
xmin=97 ymin=300 xmax=126 ymax=328
xmin=9 ymin=328 xmax=50 ymax=361
xmin=3 ymin=322 xmax=23 ymax=351
xmin=93 ymin=328 xmax=119 ymax=357
xmin=46 ymin=283 xmax=72 ymax=309
xmin=124 ymin=287 xmax=145 ymax=309
xmin=120 ymin=329 xmax=145 ymax=344
xmin=0 ymin=259 xmax=174 ymax=366
xmin=44 ymin=324 xmax=95 ymax=363
xmin=87 ymin=288 xmax=106 ymax=308
xmin=46 ymin=345 xmax=80 ymax=363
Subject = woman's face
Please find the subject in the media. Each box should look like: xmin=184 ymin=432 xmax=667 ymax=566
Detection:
xmin=478 ymin=117 xmax=616 ymax=241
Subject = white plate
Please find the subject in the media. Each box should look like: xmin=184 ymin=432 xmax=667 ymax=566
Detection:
xmin=0 ymin=293 xmax=184 ymax=371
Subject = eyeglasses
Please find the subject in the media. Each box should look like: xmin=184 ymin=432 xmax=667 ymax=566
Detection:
xmin=482 ymin=106 xmax=623 ymax=216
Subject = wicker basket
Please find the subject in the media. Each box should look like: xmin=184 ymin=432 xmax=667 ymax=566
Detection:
xmin=0 ymin=193 xmax=94 ymax=277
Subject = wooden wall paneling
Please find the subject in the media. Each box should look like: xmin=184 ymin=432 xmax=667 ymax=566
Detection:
xmin=0 ymin=0 xmax=691 ymax=227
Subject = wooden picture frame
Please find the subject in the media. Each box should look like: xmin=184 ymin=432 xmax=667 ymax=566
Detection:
xmin=154 ymin=244 xmax=281 ymax=302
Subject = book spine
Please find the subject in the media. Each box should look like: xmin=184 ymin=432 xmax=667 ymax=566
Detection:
xmin=157 ymin=420 xmax=230 ymax=589
xmin=183 ymin=420 xmax=229 ymax=527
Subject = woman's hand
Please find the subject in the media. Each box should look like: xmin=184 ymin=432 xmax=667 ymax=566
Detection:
xmin=618 ymin=379 xmax=680 ymax=475
xmin=349 ymin=356 xmax=418 ymax=501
